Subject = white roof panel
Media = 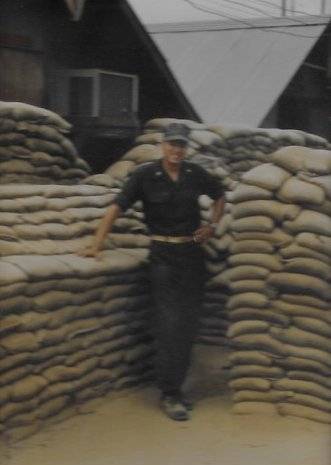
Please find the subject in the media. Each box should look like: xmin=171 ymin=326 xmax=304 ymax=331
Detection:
xmin=149 ymin=17 xmax=329 ymax=126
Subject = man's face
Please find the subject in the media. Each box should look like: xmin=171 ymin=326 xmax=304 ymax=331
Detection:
xmin=162 ymin=140 xmax=188 ymax=165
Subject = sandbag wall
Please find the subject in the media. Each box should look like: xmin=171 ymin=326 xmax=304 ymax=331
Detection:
xmin=0 ymin=102 xmax=91 ymax=184
xmin=0 ymin=182 xmax=155 ymax=443
xmin=1 ymin=101 xmax=330 ymax=438
xmin=225 ymin=146 xmax=331 ymax=424
xmin=0 ymin=102 xmax=154 ymax=443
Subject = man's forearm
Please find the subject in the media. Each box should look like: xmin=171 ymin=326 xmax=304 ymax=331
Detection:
xmin=210 ymin=197 xmax=225 ymax=224
xmin=91 ymin=203 xmax=122 ymax=252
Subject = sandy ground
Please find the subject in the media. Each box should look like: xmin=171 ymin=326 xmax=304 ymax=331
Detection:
xmin=1 ymin=345 xmax=330 ymax=465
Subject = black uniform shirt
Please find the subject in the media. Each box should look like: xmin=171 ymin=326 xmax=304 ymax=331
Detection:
xmin=114 ymin=160 xmax=224 ymax=236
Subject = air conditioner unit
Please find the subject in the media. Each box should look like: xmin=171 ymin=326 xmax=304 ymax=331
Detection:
xmin=52 ymin=68 xmax=139 ymax=120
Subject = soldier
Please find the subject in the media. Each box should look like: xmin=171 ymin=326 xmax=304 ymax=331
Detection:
xmin=82 ymin=123 xmax=224 ymax=420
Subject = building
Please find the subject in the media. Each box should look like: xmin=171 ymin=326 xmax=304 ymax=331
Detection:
xmin=1 ymin=1 xmax=330 ymax=173
xmin=147 ymin=16 xmax=331 ymax=139
xmin=0 ymin=0 xmax=196 ymax=171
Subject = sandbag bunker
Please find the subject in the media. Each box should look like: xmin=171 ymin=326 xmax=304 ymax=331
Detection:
xmin=225 ymin=146 xmax=331 ymax=424
xmin=0 ymin=103 xmax=330 ymax=443
xmin=0 ymin=185 xmax=154 ymax=443
xmin=0 ymin=104 xmax=154 ymax=443
xmin=0 ymin=102 xmax=91 ymax=184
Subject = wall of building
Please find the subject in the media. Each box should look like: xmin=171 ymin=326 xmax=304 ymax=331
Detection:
xmin=0 ymin=0 xmax=45 ymax=105
xmin=262 ymin=26 xmax=331 ymax=140
xmin=0 ymin=0 xmax=193 ymax=123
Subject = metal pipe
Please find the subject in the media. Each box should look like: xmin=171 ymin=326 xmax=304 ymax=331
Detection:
xmin=281 ymin=0 xmax=287 ymax=17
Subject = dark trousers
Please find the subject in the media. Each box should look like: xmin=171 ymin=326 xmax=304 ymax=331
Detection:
xmin=149 ymin=241 xmax=206 ymax=395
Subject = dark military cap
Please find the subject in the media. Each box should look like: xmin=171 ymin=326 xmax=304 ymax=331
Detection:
xmin=163 ymin=123 xmax=190 ymax=144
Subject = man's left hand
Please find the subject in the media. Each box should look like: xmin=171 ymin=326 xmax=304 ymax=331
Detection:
xmin=193 ymin=225 xmax=215 ymax=243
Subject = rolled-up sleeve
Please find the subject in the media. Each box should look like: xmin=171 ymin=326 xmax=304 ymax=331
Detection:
xmin=113 ymin=168 xmax=143 ymax=212
xmin=198 ymin=166 xmax=224 ymax=200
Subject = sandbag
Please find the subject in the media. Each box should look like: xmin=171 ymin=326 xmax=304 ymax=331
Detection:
xmin=227 ymin=292 xmax=269 ymax=310
xmin=278 ymin=356 xmax=330 ymax=377
xmin=122 ymin=144 xmax=162 ymax=163
xmin=278 ymin=403 xmax=331 ymax=423
xmin=230 ymin=365 xmax=284 ymax=379
xmin=271 ymin=146 xmax=331 ymax=175
xmin=279 ymin=243 xmax=330 ymax=264
xmin=231 ymin=216 xmax=274 ymax=233
xmin=229 ymin=279 xmax=270 ymax=293
xmin=1 ymin=332 xmax=40 ymax=353
xmin=232 ymin=200 xmax=300 ymax=222
xmin=230 ymin=183 xmax=273 ymax=203
xmin=234 ymin=390 xmax=293 ymax=403
xmin=0 ymin=102 xmax=71 ymax=130
xmin=228 ymin=350 xmax=272 ymax=367
xmin=299 ymin=174 xmax=331 ymax=200
xmin=228 ymin=253 xmax=282 ymax=271
xmin=227 ymin=320 xmax=270 ymax=338
xmin=3 ymin=422 xmax=42 ymax=443
xmin=284 ymin=344 xmax=331 ymax=368
xmin=242 ymin=164 xmax=291 ymax=190
xmin=288 ymin=370 xmax=331 ymax=389
xmin=292 ymin=317 xmax=331 ymax=338
xmin=273 ymin=378 xmax=331 ymax=400
xmin=0 ymin=398 xmax=38 ymax=422
xmin=11 ymin=375 xmax=48 ymax=402
xmin=281 ymin=257 xmax=331 ymax=280
xmin=231 ymin=334 xmax=287 ymax=355
xmin=277 ymin=177 xmax=325 ymax=205
xmin=105 ymin=160 xmax=136 ymax=179
xmin=280 ymin=294 xmax=328 ymax=309
xmin=296 ymin=232 xmax=331 ymax=257
xmin=229 ymin=307 xmax=290 ymax=326
xmin=271 ymin=300 xmax=330 ymax=325
xmin=229 ymin=378 xmax=271 ymax=391
xmin=35 ymin=396 xmax=70 ymax=420
xmin=284 ymin=210 xmax=331 ymax=237
xmin=233 ymin=402 xmax=277 ymax=415
xmin=0 ymin=295 xmax=32 ymax=315
xmin=232 ymin=228 xmax=293 ymax=246
xmin=267 ymin=272 xmax=331 ymax=300
xmin=271 ymin=327 xmax=331 ymax=354
xmin=215 ymin=266 xmax=270 ymax=285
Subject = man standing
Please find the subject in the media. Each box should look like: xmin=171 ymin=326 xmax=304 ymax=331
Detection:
xmin=82 ymin=123 xmax=225 ymax=421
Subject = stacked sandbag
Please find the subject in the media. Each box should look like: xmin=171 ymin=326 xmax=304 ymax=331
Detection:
xmin=226 ymin=146 xmax=331 ymax=424
xmin=0 ymin=184 xmax=148 ymax=256
xmin=142 ymin=118 xmax=329 ymax=182
xmin=210 ymin=126 xmax=329 ymax=180
xmin=111 ymin=119 xmax=330 ymax=349
xmin=0 ymin=177 xmax=152 ymax=440
xmin=198 ymin=195 xmax=232 ymax=346
xmin=0 ymin=248 xmax=154 ymax=442
xmin=0 ymin=101 xmax=91 ymax=184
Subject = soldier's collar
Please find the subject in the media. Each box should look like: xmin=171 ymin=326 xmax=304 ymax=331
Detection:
xmin=153 ymin=160 xmax=192 ymax=178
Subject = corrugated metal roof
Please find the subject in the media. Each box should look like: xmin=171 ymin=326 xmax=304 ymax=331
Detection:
xmin=148 ymin=17 xmax=330 ymax=126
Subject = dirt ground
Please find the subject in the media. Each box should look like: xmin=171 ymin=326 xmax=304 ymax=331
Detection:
xmin=1 ymin=345 xmax=330 ymax=465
